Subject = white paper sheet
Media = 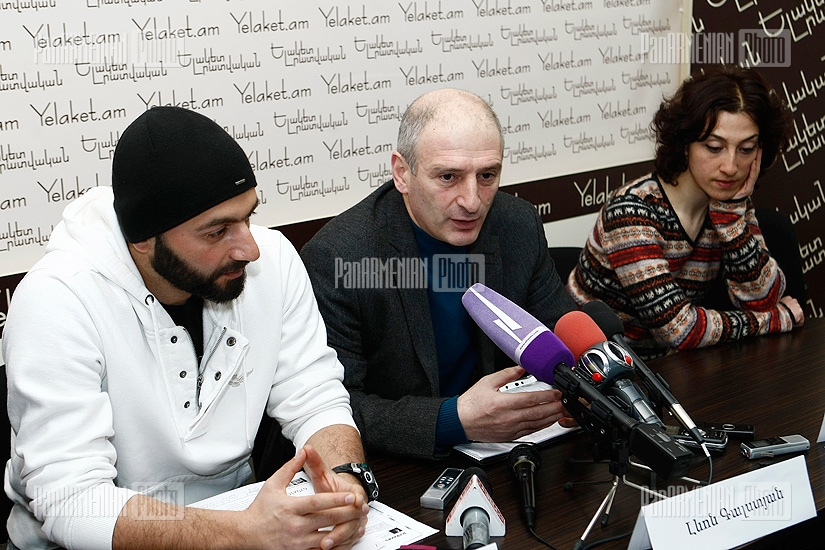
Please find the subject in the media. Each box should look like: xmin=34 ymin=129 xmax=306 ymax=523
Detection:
xmin=191 ymin=472 xmax=438 ymax=550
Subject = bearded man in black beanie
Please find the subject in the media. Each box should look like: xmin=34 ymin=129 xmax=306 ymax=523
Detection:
xmin=3 ymin=107 xmax=372 ymax=550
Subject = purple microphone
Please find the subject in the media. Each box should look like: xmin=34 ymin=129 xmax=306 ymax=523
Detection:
xmin=461 ymin=283 xmax=574 ymax=384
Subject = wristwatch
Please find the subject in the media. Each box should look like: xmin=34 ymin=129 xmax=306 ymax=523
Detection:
xmin=332 ymin=462 xmax=379 ymax=501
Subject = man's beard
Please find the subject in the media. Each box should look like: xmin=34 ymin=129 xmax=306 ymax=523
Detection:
xmin=151 ymin=234 xmax=248 ymax=303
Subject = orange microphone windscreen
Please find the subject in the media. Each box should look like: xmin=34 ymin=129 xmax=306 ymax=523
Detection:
xmin=554 ymin=310 xmax=606 ymax=360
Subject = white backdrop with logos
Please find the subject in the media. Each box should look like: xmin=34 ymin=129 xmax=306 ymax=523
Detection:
xmin=0 ymin=0 xmax=689 ymax=277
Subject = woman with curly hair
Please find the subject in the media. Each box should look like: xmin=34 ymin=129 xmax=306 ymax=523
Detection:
xmin=567 ymin=65 xmax=804 ymax=358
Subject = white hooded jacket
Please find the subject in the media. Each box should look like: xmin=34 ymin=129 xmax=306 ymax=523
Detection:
xmin=3 ymin=187 xmax=356 ymax=549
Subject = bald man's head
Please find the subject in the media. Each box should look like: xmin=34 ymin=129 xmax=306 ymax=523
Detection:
xmin=396 ymin=89 xmax=503 ymax=175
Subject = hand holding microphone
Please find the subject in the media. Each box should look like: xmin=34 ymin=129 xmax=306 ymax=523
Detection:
xmin=461 ymin=284 xmax=692 ymax=480
xmin=457 ymin=367 xmax=569 ymax=442
xmin=457 ymin=284 xmax=575 ymax=442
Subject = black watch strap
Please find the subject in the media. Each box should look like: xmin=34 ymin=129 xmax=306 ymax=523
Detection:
xmin=332 ymin=462 xmax=379 ymax=501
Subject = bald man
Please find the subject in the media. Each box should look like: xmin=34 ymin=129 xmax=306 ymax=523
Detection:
xmin=301 ymin=89 xmax=576 ymax=459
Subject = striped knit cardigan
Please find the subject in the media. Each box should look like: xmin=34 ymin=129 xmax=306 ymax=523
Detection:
xmin=566 ymin=173 xmax=794 ymax=357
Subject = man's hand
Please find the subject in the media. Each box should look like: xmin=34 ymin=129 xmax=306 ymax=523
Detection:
xmin=243 ymin=446 xmax=369 ymax=550
xmin=457 ymin=366 xmax=573 ymax=442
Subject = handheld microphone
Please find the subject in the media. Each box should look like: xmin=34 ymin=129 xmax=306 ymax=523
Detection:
xmin=461 ymin=283 xmax=574 ymax=384
xmin=445 ymin=467 xmax=505 ymax=549
xmin=580 ymin=301 xmax=706 ymax=449
xmin=507 ymin=444 xmax=541 ymax=529
xmin=555 ymin=311 xmax=662 ymax=426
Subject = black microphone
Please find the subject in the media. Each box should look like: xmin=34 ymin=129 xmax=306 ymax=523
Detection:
xmin=581 ymin=301 xmax=706 ymax=449
xmin=508 ymin=443 xmax=541 ymax=529
xmin=445 ymin=467 xmax=505 ymax=549
xmin=552 ymin=362 xmax=693 ymax=480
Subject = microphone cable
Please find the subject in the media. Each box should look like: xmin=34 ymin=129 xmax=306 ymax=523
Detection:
xmin=529 ymin=525 xmax=559 ymax=549
xmin=577 ymin=530 xmax=633 ymax=550
xmin=507 ymin=443 xmax=560 ymax=550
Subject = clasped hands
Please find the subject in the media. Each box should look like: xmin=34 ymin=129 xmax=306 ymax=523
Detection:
xmin=244 ymin=445 xmax=369 ymax=550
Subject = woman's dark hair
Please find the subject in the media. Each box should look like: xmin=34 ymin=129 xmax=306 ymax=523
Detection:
xmin=652 ymin=65 xmax=793 ymax=184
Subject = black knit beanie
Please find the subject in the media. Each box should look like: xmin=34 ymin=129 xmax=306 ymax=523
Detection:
xmin=112 ymin=106 xmax=257 ymax=243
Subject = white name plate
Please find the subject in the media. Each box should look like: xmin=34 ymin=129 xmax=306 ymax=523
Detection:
xmin=628 ymin=455 xmax=816 ymax=550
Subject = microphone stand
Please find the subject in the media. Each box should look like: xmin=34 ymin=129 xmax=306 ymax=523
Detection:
xmin=553 ymin=366 xmax=703 ymax=550
xmin=569 ymin=438 xmax=704 ymax=547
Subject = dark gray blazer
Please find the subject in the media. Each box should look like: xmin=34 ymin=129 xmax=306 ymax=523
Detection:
xmin=301 ymin=181 xmax=575 ymax=459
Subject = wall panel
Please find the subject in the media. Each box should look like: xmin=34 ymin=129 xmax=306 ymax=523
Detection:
xmin=690 ymin=0 xmax=825 ymax=319
xmin=9 ymin=1 xmax=820 ymax=350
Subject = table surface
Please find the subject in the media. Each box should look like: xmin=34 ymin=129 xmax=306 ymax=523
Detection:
xmin=368 ymin=318 xmax=825 ymax=550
